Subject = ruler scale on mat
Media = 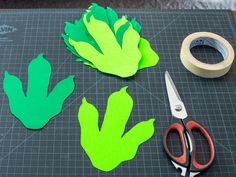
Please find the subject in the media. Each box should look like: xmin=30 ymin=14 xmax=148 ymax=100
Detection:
xmin=0 ymin=9 xmax=235 ymax=177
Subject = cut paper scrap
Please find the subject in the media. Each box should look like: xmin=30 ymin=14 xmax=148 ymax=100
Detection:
xmin=138 ymin=38 xmax=159 ymax=69
xmin=3 ymin=54 xmax=75 ymax=129
xmin=78 ymin=87 xmax=155 ymax=171
xmin=62 ymin=3 xmax=159 ymax=77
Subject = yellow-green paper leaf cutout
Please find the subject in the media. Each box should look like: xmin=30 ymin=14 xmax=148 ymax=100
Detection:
xmin=78 ymin=87 xmax=155 ymax=171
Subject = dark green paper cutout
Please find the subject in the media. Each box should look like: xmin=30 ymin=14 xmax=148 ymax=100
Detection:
xmin=78 ymin=87 xmax=155 ymax=171
xmin=3 ymin=54 xmax=75 ymax=129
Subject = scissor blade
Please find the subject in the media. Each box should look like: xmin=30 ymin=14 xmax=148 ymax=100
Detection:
xmin=165 ymin=71 xmax=182 ymax=101
xmin=165 ymin=71 xmax=188 ymax=119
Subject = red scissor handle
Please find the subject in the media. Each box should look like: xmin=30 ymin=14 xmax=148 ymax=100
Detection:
xmin=163 ymin=122 xmax=189 ymax=167
xmin=163 ymin=120 xmax=215 ymax=173
xmin=185 ymin=120 xmax=215 ymax=172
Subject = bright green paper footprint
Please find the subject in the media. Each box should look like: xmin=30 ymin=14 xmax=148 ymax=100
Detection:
xmin=3 ymin=54 xmax=75 ymax=129
xmin=78 ymin=87 xmax=155 ymax=171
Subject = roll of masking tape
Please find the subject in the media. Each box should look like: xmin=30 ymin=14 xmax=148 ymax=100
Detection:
xmin=180 ymin=32 xmax=235 ymax=78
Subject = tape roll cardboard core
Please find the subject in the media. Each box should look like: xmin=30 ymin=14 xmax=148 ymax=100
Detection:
xmin=180 ymin=32 xmax=234 ymax=78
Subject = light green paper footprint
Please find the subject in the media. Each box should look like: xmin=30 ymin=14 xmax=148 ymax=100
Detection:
xmin=78 ymin=87 xmax=155 ymax=171
xmin=3 ymin=54 xmax=75 ymax=129
xmin=69 ymin=15 xmax=141 ymax=78
xmin=62 ymin=3 xmax=160 ymax=77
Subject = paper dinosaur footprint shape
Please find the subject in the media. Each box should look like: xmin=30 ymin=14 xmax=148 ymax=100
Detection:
xmin=62 ymin=3 xmax=159 ymax=78
xmin=69 ymin=14 xmax=141 ymax=78
xmin=3 ymin=54 xmax=75 ymax=129
xmin=78 ymin=87 xmax=155 ymax=171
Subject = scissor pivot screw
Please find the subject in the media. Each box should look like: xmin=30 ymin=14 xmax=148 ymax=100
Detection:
xmin=175 ymin=105 xmax=182 ymax=111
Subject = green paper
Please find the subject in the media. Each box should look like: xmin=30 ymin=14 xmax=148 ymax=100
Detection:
xmin=3 ymin=54 xmax=75 ymax=129
xmin=62 ymin=3 xmax=160 ymax=77
xmin=70 ymin=15 xmax=141 ymax=78
xmin=64 ymin=20 xmax=101 ymax=53
xmin=138 ymin=37 xmax=160 ymax=69
xmin=78 ymin=87 xmax=155 ymax=171
xmin=113 ymin=16 xmax=128 ymax=32
xmin=106 ymin=7 xmax=118 ymax=31
xmin=62 ymin=34 xmax=80 ymax=57
xmin=131 ymin=18 xmax=141 ymax=33
xmin=115 ymin=22 xmax=130 ymax=46
xmin=86 ymin=3 xmax=109 ymax=24
xmin=113 ymin=16 xmax=130 ymax=47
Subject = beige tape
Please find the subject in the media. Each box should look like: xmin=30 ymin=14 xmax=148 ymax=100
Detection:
xmin=180 ymin=32 xmax=235 ymax=78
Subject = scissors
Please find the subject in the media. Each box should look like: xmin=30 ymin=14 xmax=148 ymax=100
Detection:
xmin=163 ymin=71 xmax=215 ymax=177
